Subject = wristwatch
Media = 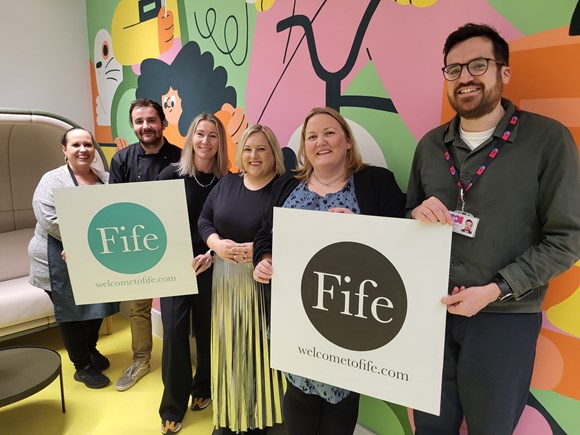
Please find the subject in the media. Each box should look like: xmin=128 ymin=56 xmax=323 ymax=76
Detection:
xmin=495 ymin=278 xmax=514 ymax=302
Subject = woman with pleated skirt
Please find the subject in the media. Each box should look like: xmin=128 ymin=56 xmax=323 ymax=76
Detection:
xmin=199 ymin=125 xmax=286 ymax=435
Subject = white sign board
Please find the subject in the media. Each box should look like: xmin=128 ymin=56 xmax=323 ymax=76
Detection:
xmin=271 ymin=207 xmax=451 ymax=415
xmin=54 ymin=179 xmax=197 ymax=304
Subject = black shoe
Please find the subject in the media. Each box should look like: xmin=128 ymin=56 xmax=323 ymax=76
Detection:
xmin=90 ymin=349 xmax=110 ymax=370
xmin=74 ymin=364 xmax=110 ymax=389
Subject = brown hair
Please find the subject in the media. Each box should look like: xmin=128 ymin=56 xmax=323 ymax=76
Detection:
xmin=294 ymin=107 xmax=364 ymax=182
xmin=129 ymin=98 xmax=166 ymax=125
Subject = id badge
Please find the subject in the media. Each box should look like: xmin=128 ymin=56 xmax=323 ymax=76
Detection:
xmin=449 ymin=210 xmax=479 ymax=238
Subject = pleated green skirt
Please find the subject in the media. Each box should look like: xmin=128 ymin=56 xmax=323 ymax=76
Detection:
xmin=211 ymin=256 xmax=286 ymax=432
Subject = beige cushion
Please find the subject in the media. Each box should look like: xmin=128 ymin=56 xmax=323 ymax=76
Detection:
xmin=0 ymin=277 xmax=54 ymax=331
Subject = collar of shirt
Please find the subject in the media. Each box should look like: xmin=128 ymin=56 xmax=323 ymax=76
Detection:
xmin=443 ymin=98 xmax=520 ymax=149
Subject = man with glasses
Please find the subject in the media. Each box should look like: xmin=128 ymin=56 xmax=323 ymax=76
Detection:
xmin=406 ymin=23 xmax=580 ymax=433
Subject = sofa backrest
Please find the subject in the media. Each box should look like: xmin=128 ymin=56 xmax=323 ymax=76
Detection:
xmin=0 ymin=228 xmax=35 ymax=281
xmin=0 ymin=110 xmax=108 ymax=233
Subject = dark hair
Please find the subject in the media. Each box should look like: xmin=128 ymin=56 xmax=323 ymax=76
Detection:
xmin=136 ymin=41 xmax=236 ymax=136
xmin=443 ymin=23 xmax=509 ymax=66
xmin=61 ymin=127 xmax=95 ymax=147
xmin=129 ymin=98 xmax=166 ymax=126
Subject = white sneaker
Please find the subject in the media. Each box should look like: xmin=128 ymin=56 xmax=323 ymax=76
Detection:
xmin=115 ymin=360 xmax=150 ymax=391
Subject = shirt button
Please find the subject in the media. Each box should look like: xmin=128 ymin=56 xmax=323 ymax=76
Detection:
xmin=460 ymin=174 xmax=470 ymax=181
xmin=451 ymin=259 xmax=461 ymax=266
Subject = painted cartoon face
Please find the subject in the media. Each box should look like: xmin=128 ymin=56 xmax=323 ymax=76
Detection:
xmin=446 ymin=37 xmax=510 ymax=120
xmin=131 ymin=106 xmax=165 ymax=148
xmin=162 ymin=87 xmax=183 ymax=125
xmin=241 ymin=131 xmax=276 ymax=180
xmin=304 ymin=114 xmax=352 ymax=174
xmin=62 ymin=129 xmax=95 ymax=173
xmin=94 ymin=29 xmax=123 ymax=126
xmin=193 ymin=120 xmax=219 ymax=166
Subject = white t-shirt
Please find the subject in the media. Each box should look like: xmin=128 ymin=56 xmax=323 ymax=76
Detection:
xmin=460 ymin=127 xmax=495 ymax=150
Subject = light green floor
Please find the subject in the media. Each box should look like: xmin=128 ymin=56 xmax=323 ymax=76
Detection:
xmin=0 ymin=314 xmax=215 ymax=435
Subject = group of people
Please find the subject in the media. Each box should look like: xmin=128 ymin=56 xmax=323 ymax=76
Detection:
xmin=28 ymin=23 xmax=579 ymax=435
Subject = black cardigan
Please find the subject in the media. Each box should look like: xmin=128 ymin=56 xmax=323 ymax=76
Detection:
xmin=253 ymin=165 xmax=406 ymax=265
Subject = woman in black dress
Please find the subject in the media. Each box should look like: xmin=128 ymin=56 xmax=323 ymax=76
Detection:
xmin=157 ymin=113 xmax=230 ymax=435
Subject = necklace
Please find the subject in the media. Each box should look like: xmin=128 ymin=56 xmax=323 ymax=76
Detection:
xmin=312 ymin=170 xmax=345 ymax=186
xmin=192 ymin=170 xmax=215 ymax=188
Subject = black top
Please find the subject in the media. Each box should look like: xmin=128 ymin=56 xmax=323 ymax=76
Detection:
xmin=253 ymin=165 xmax=406 ymax=264
xmin=199 ymin=173 xmax=278 ymax=244
xmin=109 ymin=139 xmax=182 ymax=183
xmin=157 ymin=164 xmax=220 ymax=256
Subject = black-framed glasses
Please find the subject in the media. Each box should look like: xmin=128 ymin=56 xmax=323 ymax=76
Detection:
xmin=442 ymin=58 xmax=505 ymax=81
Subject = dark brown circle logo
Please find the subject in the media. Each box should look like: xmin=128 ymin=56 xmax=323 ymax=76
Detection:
xmin=301 ymin=242 xmax=407 ymax=351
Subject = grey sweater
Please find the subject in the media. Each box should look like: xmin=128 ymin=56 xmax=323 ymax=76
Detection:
xmin=28 ymin=165 xmax=108 ymax=291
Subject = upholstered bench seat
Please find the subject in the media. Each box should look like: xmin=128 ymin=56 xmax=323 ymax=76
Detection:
xmin=0 ymin=228 xmax=56 ymax=339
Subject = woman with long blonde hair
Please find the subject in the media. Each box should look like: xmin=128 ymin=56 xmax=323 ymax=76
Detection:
xmin=157 ymin=113 xmax=229 ymax=435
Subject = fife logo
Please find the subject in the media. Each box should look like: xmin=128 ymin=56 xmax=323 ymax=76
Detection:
xmin=301 ymin=242 xmax=407 ymax=351
xmin=87 ymin=202 xmax=167 ymax=274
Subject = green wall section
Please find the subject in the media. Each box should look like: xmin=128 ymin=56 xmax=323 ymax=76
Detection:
xmin=488 ymin=0 xmax=577 ymax=34
xmin=182 ymin=0 xmax=256 ymax=108
xmin=531 ymin=389 xmax=580 ymax=435
xmin=86 ymin=0 xmax=119 ymax=60
xmin=343 ymin=62 xmax=415 ymax=192
xmin=358 ymin=396 xmax=413 ymax=435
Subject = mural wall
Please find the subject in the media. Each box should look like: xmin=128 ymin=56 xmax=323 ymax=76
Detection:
xmin=85 ymin=1 xmax=580 ymax=434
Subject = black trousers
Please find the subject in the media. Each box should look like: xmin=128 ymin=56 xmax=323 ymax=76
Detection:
xmin=159 ymin=268 xmax=212 ymax=422
xmin=46 ymin=291 xmax=104 ymax=370
xmin=414 ymin=311 xmax=542 ymax=435
xmin=283 ymin=381 xmax=359 ymax=435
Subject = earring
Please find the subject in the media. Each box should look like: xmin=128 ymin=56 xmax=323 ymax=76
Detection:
xmin=64 ymin=156 xmax=69 ymax=163
xmin=93 ymin=156 xmax=97 ymax=163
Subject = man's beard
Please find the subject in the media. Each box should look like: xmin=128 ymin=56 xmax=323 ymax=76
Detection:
xmin=138 ymin=130 xmax=162 ymax=146
xmin=449 ymin=76 xmax=503 ymax=120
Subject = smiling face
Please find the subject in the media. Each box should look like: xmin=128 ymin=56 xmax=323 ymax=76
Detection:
xmin=161 ymin=87 xmax=183 ymax=125
xmin=192 ymin=120 xmax=219 ymax=167
xmin=241 ymin=131 xmax=276 ymax=181
xmin=304 ymin=113 xmax=352 ymax=175
xmin=62 ymin=129 xmax=95 ymax=174
xmin=446 ymin=36 xmax=510 ymax=120
xmin=130 ymin=106 xmax=165 ymax=149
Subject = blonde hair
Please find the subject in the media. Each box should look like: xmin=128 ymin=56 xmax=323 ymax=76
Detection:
xmin=294 ymin=107 xmax=364 ymax=182
xmin=178 ymin=113 xmax=230 ymax=178
xmin=235 ymin=124 xmax=285 ymax=176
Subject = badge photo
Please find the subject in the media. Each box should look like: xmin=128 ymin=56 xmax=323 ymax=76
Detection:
xmin=449 ymin=211 xmax=479 ymax=238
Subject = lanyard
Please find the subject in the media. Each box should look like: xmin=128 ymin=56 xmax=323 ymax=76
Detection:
xmin=442 ymin=107 xmax=521 ymax=210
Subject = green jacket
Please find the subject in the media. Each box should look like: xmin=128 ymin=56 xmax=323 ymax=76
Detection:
xmin=406 ymin=99 xmax=580 ymax=313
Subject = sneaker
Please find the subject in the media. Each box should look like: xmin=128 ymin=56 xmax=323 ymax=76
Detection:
xmin=74 ymin=364 xmax=110 ymax=389
xmin=190 ymin=397 xmax=211 ymax=411
xmin=115 ymin=360 xmax=150 ymax=391
xmin=161 ymin=420 xmax=182 ymax=434
xmin=89 ymin=349 xmax=110 ymax=371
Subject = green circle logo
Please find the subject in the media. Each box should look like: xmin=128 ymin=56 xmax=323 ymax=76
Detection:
xmin=87 ymin=202 xmax=167 ymax=274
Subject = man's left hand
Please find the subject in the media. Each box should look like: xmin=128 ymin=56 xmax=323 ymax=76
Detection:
xmin=442 ymin=283 xmax=502 ymax=317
